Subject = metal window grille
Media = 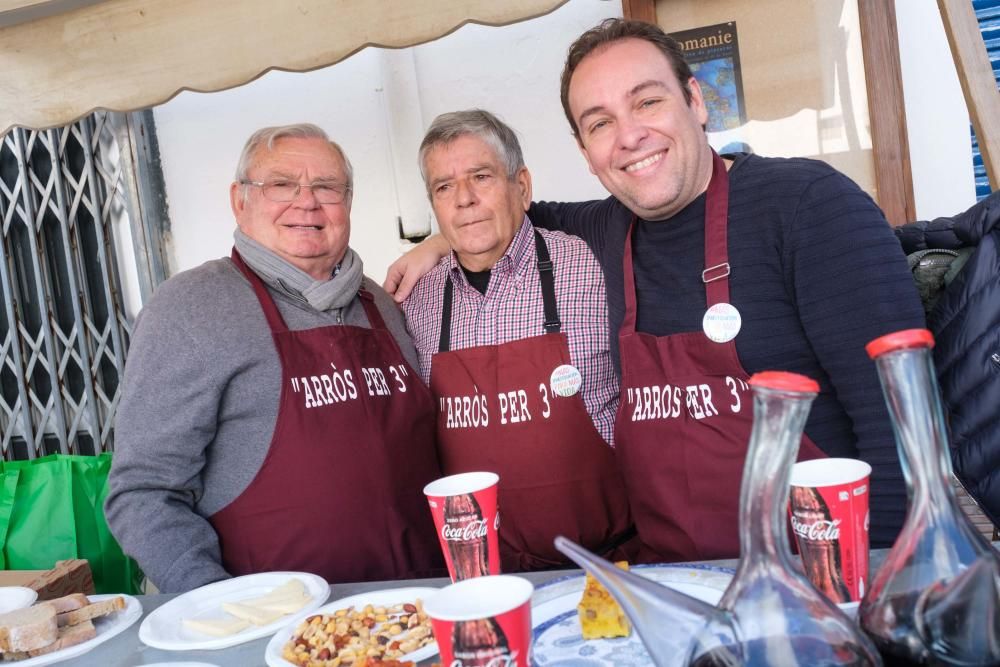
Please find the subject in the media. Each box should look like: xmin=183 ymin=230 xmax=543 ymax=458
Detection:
xmin=0 ymin=112 xmax=132 ymax=460
xmin=971 ymin=0 xmax=999 ymax=199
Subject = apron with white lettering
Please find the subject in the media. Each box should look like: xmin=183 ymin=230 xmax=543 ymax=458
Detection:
xmin=210 ymin=250 xmax=444 ymax=582
xmin=430 ymin=231 xmax=636 ymax=571
xmin=614 ymin=152 xmax=826 ymax=562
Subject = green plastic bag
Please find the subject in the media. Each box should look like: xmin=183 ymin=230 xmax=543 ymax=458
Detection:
xmin=0 ymin=453 xmax=142 ymax=594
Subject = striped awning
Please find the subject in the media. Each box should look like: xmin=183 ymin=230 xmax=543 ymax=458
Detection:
xmin=0 ymin=0 xmax=567 ymax=134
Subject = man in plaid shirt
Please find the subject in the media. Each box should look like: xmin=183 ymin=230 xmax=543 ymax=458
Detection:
xmin=402 ymin=110 xmax=637 ymax=571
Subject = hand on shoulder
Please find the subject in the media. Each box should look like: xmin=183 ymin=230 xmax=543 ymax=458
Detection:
xmin=382 ymin=234 xmax=451 ymax=302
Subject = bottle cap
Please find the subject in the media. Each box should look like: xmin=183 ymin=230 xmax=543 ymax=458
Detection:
xmin=865 ymin=328 xmax=935 ymax=359
xmin=749 ymin=371 xmax=819 ymax=393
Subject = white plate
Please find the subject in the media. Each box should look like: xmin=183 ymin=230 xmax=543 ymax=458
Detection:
xmin=264 ymin=586 xmax=441 ymax=667
xmin=531 ymin=564 xmax=734 ymax=667
xmin=138 ymin=572 xmax=329 ymax=651
xmin=530 ymin=565 xmax=861 ymax=666
xmin=13 ymin=594 xmax=142 ymax=667
xmin=0 ymin=586 xmax=37 ymax=613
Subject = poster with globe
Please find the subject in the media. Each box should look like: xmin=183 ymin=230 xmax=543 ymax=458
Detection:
xmin=670 ymin=22 xmax=747 ymax=140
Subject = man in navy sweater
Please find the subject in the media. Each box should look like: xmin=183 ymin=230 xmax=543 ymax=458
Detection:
xmin=386 ymin=19 xmax=924 ymax=561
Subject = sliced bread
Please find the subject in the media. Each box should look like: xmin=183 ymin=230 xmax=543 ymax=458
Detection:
xmin=55 ymin=596 xmax=125 ymax=627
xmin=28 ymin=620 xmax=96 ymax=657
xmin=0 ymin=604 xmax=58 ymax=652
xmin=42 ymin=593 xmax=90 ymax=615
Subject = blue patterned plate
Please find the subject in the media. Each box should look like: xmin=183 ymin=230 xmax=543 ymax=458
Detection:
xmin=529 ymin=564 xmax=735 ymax=667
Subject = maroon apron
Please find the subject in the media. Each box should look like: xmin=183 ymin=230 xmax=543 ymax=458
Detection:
xmin=614 ymin=152 xmax=826 ymax=562
xmin=210 ymin=250 xmax=444 ymax=582
xmin=430 ymin=231 xmax=636 ymax=572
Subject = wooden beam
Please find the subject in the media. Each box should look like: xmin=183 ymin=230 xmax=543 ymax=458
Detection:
xmin=938 ymin=0 xmax=1000 ymax=190
xmin=621 ymin=0 xmax=656 ymax=25
xmin=857 ymin=0 xmax=915 ymax=226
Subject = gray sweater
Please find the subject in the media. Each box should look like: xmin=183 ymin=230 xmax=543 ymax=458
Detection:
xmin=105 ymin=256 xmax=418 ymax=593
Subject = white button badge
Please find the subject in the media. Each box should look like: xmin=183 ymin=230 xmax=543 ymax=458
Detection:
xmin=702 ymin=302 xmax=742 ymax=343
xmin=550 ymin=364 xmax=583 ymax=397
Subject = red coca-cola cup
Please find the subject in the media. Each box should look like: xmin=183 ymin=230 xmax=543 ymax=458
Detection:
xmin=424 ymin=472 xmax=501 ymax=582
xmin=789 ymin=458 xmax=871 ymax=604
xmin=423 ymin=575 xmax=534 ymax=667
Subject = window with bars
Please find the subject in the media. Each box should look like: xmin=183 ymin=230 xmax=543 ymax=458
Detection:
xmin=0 ymin=112 xmax=132 ymax=460
xmin=971 ymin=0 xmax=999 ymax=199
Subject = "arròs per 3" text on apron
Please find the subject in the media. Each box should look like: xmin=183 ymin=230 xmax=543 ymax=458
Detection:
xmin=624 ymin=375 xmax=751 ymax=423
xmin=290 ymin=363 xmax=413 ymax=409
xmin=439 ymin=381 xmax=563 ymax=430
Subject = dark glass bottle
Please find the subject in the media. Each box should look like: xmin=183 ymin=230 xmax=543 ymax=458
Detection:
xmin=861 ymin=329 xmax=1000 ymax=666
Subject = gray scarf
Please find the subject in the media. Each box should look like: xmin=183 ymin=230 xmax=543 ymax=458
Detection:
xmin=233 ymin=229 xmax=363 ymax=312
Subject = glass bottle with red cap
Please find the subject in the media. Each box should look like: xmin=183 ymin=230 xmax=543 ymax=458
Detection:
xmin=557 ymin=371 xmax=880 ymax=666
xmin=861 ymin=328 xmax=1000 ymax=666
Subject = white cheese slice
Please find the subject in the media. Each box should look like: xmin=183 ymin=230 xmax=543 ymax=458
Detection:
xmin=237 ymin=578 xmax=312 ymax=614
xmin=220 ymin=601 xmax=285 ymax=626
xmin=251 ymin=595 xmax=311 ymax=615
xmin=260 ymin=579 xmax=307 ymax=600
xmin=182 ymin=616 xmax=251 ymax=637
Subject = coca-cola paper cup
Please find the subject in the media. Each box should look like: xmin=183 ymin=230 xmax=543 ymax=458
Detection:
xmin=789 ymin=458 xmax=871 ymax=603
xmin=424 ymin=472 xmax=501 ymax=582
xmin=424 ymin=575 xmax=533 ymax=667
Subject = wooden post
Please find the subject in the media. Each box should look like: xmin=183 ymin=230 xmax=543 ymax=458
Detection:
xmin=621 ymin=0 xmax=656 ymax=25
xmin=938 ymin=0 xmax=1000 ymax=190
xmin=858 ymin=0 xmax=916 ymax=226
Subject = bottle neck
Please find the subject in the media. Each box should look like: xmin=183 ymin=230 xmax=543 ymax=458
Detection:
xmin=738 ymin=387 xmax=815 ymax=566
xmin=874 ymin=347 xmax=957 ymax=510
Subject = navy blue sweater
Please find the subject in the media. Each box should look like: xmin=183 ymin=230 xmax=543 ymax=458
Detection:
xmin=530 ymin=153 xmax=925 ymax=547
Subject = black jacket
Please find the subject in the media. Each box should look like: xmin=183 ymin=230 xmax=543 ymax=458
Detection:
xmin=895 ymin=192 xmax=1000 ymax=525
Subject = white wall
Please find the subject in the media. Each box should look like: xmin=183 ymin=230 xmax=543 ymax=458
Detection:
xmin=152 ymin=0 xmax=619 ymax=290
xmin=147 ymin=0 xmax=980 ymax=310
xmin=895 ymin=0 xmax=977 ymax=220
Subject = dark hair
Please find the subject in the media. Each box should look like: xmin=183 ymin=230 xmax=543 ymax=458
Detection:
xmin=560 ymin=18 xmax=695 ymax=137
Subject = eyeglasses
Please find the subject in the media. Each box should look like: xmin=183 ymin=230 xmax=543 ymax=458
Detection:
xmin=241 ymin=180 xmax=351 ymax=204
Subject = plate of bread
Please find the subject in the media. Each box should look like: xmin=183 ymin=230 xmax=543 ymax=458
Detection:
xmin=0 ymin=593 xmax=140 ymax=665
xmin=138 ymin=572 xmax=328 ymax=651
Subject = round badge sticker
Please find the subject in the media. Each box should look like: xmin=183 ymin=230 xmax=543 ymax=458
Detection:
xmin=702 ymin=302 xmax=742 ymax=343
xmin=550 ymin=364 xmax=582 ymax=397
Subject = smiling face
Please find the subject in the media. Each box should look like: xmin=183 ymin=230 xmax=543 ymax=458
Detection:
xmin=568 ymin=38 xmax=713 ymax=221
xmin=424 ymin=134 xmax=532 ymax=272
xmin=230 ymin=136 xmax=351 ymax=280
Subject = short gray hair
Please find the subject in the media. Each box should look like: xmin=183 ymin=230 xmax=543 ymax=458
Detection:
xmin=418 ymin=110 xmax=524 ymax=193
xmin=234 ymin=123 xmax=354 ymax=197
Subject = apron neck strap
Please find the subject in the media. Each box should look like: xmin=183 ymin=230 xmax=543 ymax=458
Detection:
xmin=621 ymin=150 xmax=731 ymax=335
xmin=437 ymin=230 xmax=563 ymax=353
xmin=357 ymin=289 xmax=387 ymax=330
xmin=439 ymin=278 xmax=455 ymax=353
xmin=231 ymin=248 xmax=289 ymax=333
xmin=533 ymin=229 xmax=561 ymax=335
xmin=702 ymin=150 xmax=731 ymax=307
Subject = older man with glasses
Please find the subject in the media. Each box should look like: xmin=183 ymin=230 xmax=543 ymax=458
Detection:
xmin=106 ymin=123 xmax=443 ymax=593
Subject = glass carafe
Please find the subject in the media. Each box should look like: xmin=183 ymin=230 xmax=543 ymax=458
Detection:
xmin=861 ymin=329 xmax=1000 ymax=665
xmin=557 ymin=371 xmax=881 ymax=666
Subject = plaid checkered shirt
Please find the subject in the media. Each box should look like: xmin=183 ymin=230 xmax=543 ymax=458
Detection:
xmin=402 ymin=217 xmax=619 ymax=445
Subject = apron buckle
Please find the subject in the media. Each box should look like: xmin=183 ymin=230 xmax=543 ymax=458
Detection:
xmin=702 ymin=262 xmax=731 ymax=283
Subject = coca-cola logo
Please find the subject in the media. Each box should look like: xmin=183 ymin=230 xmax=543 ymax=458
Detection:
xmin=450 ymin=650 xmax=519 ymax=667
xmin=791 ymin=515 xmax=841 ymax=541
xmin=441 ymin=518 xmax=490 ymax=542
